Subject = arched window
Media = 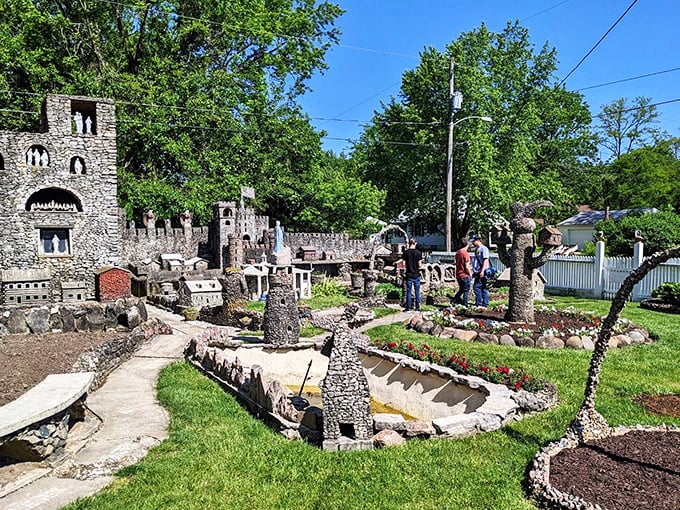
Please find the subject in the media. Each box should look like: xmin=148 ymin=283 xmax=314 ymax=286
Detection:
xmin=69 ymin=156 xmax=86 ymax=174
xmin=223 ymin=208 xmax=234 ymax=217
xmin=26 ymin=187 xmax=83 ymax=212
xmin=0 ymin=154 xmax=4 ymax=170
xmin=26 ymin=144 xmax=50 ymax=167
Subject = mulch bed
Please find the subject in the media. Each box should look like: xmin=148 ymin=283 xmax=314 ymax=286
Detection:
xmin=548 ymin=428 xmax=680 ymax=510
xmin=0 ymin=331 xmax=126 ymax=406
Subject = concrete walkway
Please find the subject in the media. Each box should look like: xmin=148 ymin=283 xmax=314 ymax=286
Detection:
xmin=0 ymin=306 xmax=216 ymax=510
xmin=0 ymin=304 xmax=415 ymax=509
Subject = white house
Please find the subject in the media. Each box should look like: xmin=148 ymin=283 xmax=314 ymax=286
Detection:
xmin=557 ymin=208 xmax=657 ymax=250
xmin=177 ymin=279 xmax=223 ymax=308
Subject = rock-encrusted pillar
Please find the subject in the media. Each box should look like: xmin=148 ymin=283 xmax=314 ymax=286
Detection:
xmin=263 ymin=272 xmax=300 ymax=345
xmin=361 ymin=269 xmax=379 ymax=298
xmin=319 ymin=325 xmax=373 ymax=451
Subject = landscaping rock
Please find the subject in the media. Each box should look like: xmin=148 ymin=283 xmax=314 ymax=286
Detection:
xmin=581 ymin=336 xmax=595 ymax=350
xmin=516 ymin=336 xmax=535 ymax=348
xmin=373 ymin=413 xmax=406 ymax=432
xmin=608 ymin=336 xmax=621 ymax=349
xmin=536 ymin=336 xmax=564 ymax=349
xmin=6 ymin=309 xmax=28 ymax=334
xmin=403 ymin=420 xmax=435 ymax=438
xmin=477 ymin=332 xmax=499 ymax=344
xmin=432 ymin=414 xmax=480 ymax=436
xmin=373 ymin=429 xmax=406 ymax=447
xmin=26 ymin=307 xmax=50 ymax=334
xmin=454 ymin=329 xmax=478 ymax=342
xmin=565 ymin=335 xmax=583 ymax=349
xmin=628 ymin=330 xmax=647 ymax=345
xmin=499 ymin=334 xmax=516 ymax=346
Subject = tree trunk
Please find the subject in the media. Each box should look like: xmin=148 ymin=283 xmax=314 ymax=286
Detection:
xmin=505 ymin=234 xmax=537 ymax=323
xmin=567 ymin=245 xmax=680 ymax=443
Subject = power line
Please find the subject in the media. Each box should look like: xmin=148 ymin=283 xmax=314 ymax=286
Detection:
xmin=576 ymin=67 xmax=680 ymax=91
xmin=559 ymin=0 xmax=639 ymax=85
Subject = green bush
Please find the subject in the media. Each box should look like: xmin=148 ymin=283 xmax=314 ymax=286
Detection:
xmin=311 ymin=276 xmax=346 ymax=297
xmin=374 ymin=282 xmax=402 ymax=300
xmin=651 ymin=282 xmax=680 ymax=304
xmin=595 ymin=210 xmax=680 ymax=256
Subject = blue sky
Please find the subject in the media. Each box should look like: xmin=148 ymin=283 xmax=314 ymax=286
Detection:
xmin=299 ymin=0 xmax=680 ymax=155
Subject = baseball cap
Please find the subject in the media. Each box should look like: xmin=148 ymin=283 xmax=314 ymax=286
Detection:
xmin=469 ymin=234 xmax=481 ymax=242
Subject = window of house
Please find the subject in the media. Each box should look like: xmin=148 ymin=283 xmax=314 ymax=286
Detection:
xmin=38 ymin=228 xmax=71 ymax=256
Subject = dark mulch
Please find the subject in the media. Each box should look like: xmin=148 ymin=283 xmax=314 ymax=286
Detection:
xmin=446 ymin=307 xmax=609 ymax=342
xmin=0 ymin=331 xmax=126 ymax=406
xmin=549 ymin=429 xmax=680 ymax=510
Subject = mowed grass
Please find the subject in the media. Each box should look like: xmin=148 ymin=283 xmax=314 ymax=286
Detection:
xmin=65 ymin=296 xmax=680 ymax=510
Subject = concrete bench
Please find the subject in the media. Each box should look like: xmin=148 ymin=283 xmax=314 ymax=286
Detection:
xmin=0 ymin=372 xmax=95 ymax=460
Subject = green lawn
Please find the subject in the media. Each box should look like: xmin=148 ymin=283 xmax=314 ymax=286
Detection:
xmin=66 ymin=296 xmax=680 ymax=510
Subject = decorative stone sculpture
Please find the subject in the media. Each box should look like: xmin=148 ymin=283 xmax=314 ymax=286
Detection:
xmin=270 ymin=221 xmax=292 ymax=265
xmin=143 ymin=210 xmax=156 ymax=229
xmin=74 ymin=158 xmax=83 ymax=174
xmin=320 ymin=325 xmax=373 ymax=450
xmin=74 ymin=111 xmax=83 ymax=133
xmin=273 ymin=221 xmax=284 ymax=254
xmin=32 ymin=148 xmax=40 ymax=167
xmin=85 ymin=116 xmax=92 ymax=134
xmin=179 ymin=210 xmax=192 ymax=228
xmin=262 ymin=272 xmax=299 ymax=345
xmin=40 ymin=150 xmax=49 ymax=167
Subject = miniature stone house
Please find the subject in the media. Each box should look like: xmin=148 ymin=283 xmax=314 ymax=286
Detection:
xmin=94 ymin=265 xmax=132 ymax=302
xmin=0 ymin=94 xmax=119 ymax=302
xmin=297 ymin=246 xmax=317 ymax=261
xmin=61 ymin=281 xmax=87 ymax=303
xmin=0 ymin=269 xmax=51 ymax=306
xmin=177 ymin=279 xmax=223 ymax=308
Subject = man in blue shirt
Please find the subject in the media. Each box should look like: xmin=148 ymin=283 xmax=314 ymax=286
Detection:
xmin=470 ymin=234 xmax=489 ymax=307
xmin=402 ymin=238 xmax=422 ymax=311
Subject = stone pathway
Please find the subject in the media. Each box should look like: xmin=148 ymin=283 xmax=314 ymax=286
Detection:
xmin=0 ymin=304 xmax=412 ymax=509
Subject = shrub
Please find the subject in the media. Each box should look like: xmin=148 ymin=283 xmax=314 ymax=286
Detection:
xmin=311 ymin=276 xmax=347 ymax=297
xmin=595 ymin=210 xmax=680 ymax=256
xmin=374 ymin=282 xmax=402 ymax=300
xmin=651 ymin=282 xmax=680 ymax=305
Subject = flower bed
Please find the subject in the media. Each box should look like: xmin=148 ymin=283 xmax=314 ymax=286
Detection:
xmin=414 ymin=304 xmax=652 ymax=350
xmin=371 ymin=338 xmax=545 ymax=392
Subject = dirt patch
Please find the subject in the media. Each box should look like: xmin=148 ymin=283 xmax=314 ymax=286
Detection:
xmin=0 ymin=331 xmax=127 ymax=406
xmin=634 ymin=393 xmax=680 ymax=418
xmin=549 ymin=430 xmax=680 ymax=510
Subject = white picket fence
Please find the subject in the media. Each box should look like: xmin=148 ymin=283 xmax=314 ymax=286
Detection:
xmin=485 ymin=241 xmax=680 ymax=301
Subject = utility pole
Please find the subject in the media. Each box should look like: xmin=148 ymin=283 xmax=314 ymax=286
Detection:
xmin=445 ymin=56 xmax=456 ymax=253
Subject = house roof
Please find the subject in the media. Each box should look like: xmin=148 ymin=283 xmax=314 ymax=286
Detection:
xmin=557 ymin=208 xmax=657 ymax=227
xmin=181 ymin=279 xmax=222 ymax=293
xmin=94 ymin=265 xmax=132 ymax=275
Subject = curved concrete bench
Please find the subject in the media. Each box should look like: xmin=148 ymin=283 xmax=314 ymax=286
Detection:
xmin=0 ymin=372 xmax=95 ymax=460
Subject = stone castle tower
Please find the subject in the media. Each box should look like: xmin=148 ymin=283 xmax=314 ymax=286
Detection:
xmin=0 ymin=94 xmax=120 ymax=302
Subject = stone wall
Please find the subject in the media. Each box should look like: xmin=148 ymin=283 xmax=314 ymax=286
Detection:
xmin=0 ymin=298 xmax=148 ymax=335
xmin=0 ymin=95 xmax=119 ymax=300
xmin=120 ymin=221 xmax=211 ymax=265
xmin=285 ymin=233 xmax=372 ymax=260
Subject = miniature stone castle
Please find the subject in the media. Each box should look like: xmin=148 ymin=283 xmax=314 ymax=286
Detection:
xmin=0 ymin=94 xmax=374 ymax=305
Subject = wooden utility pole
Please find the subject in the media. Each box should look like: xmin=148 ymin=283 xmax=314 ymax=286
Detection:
xmin=445 ymin=56 xmax=455 ymax=253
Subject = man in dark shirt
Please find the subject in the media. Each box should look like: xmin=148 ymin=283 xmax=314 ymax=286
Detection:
xmin=402 ymin=238 xmax=422 ymax=311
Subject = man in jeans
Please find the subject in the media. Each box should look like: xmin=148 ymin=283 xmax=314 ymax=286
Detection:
xmin=402 ymin=238 xmax=422 ymax=311
xmin=452 ymin=237 xmax=472 ymax=307
xmin=470 ymin=234 xmax=490 ymax=307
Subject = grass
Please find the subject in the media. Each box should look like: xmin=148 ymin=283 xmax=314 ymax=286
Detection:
xmin=65 ymin=295 xmax=680 ymax=510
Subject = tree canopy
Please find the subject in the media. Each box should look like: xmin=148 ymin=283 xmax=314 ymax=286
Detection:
xmin=352 ymin=22 xmax=595 ymax=241
xmin=0 ymin=0 xmax=384 ymax=232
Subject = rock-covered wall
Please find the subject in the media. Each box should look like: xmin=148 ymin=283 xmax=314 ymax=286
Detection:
xmin=0 ymin=95 xmax=119 ymax=299
xmin=285 ymin=233 xmax=372 ymax=260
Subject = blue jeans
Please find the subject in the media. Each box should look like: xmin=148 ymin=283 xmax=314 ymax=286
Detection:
xmin=405 ymin=276 xmax=421 ymax=310
xmin=453 ymin=277 xmax=471 ymax=307
xmin=473 ymin=276 xmax=489 ymax=307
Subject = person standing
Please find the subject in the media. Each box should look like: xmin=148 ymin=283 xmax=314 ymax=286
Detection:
xmin=402 ymin=238 xmax=422 ymax=311
xmin=452 ymin=237 xmax=472 ymax=307
xmin=470 ymin=234 xmax=490 ymax=307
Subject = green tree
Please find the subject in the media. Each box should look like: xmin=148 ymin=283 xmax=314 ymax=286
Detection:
xmin=0 ymin=0 xmax=345 ymax=226
xmin=595 ymin=96 xmax=662 ymax=160
xmin=605 ymin=138 xmax=680 ymax=211
xmin=596 ymin=210 xmax=680 ymax=256
xmin=352 ymin=22 xmax=594 ymax=242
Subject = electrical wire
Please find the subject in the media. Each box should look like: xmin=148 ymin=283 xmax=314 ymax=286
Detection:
xmin=559 ymin=0 xmax=639 ymax=85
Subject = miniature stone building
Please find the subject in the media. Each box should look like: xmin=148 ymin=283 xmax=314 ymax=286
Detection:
xmin=61 ymin=280 xmax=87 ymax=303
xmin=0 ymin=94 xmax=119 ymax=301
xmin=262 ymin=272 xmax=300 ymax=345
xmin=320 ymin=325 xmax=373 ymax=451
xmin=177 ymin=279 xmax=223 ymax=308
xmin=94 ymin=265 xmax=132 ymax=302
xmin=0 ymin=269 xmax=51 ymax=306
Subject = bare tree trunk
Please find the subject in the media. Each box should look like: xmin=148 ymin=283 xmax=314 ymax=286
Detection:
xmin=499 ymin=201 xmax=554 ymax=323
xmin=567 ymin=245 xmax=680 ymax=443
